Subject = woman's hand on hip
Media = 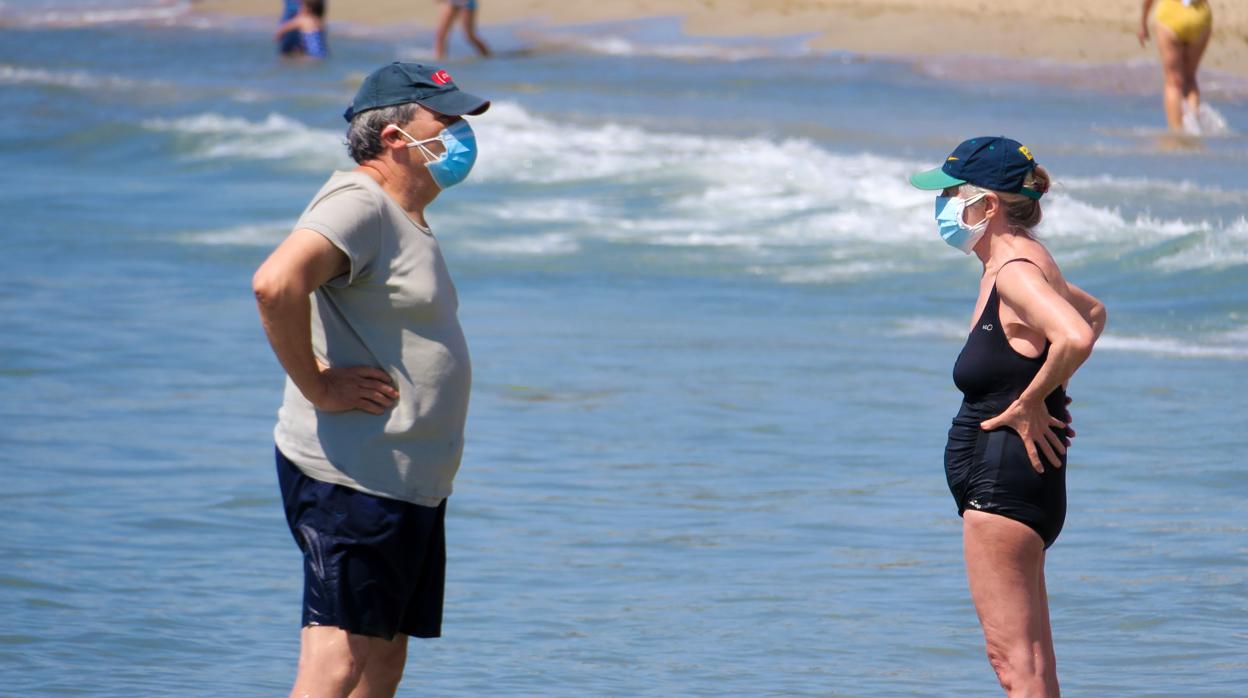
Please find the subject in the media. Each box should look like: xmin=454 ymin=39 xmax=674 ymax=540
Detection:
xmin=981 ymin=397 xmax=1067 ymax=473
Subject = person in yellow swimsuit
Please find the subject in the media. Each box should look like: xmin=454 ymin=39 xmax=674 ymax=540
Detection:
xmin=1138 ymin=0 xmax=1213 ymax=133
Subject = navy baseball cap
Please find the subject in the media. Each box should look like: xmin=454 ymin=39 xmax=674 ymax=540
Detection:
xmin=909 ymin=136 xmax=1043 ymax=200
xmin=343 ymin=62 xmax=490 ymax=122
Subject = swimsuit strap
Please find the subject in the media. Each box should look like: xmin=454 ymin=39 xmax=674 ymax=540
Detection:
xmin=996 ymin=257 xmax=1045 ymax=280
xmin=992 ymin=258 xmax=1052 ymax=357
xmin=980 ymin=258 xmax=1044 ymax=321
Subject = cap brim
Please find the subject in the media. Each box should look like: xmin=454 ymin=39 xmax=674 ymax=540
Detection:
xmin=419 ymin=89 xmax=491 ymax=117
xmin=908 ymin=167 xmax=966 ymax=191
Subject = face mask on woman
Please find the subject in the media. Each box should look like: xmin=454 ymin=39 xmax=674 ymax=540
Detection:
xmin=393 ymin=119 xmax=478 ymax=189
xmin=934 ymin=191 xmax=989 ymax=254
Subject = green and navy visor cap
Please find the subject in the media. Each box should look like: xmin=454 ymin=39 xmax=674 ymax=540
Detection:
xmin=343 ymin=62 xmax=490 ymax=122
xmin=909 ymin=136 xmax=1043 ymax=200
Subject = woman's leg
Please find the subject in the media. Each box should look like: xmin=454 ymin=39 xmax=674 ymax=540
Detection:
xmin=1181 ymin=22 xmax=1213 ymax=116
xmin=964 ymin=510 xmax=1059 ymax=697
xmin=433 ymin=3 xmax=460 ymax=60
xmin=1153 ymin=23 xmax=1188 ymax=131
xmin=461 ymin=6 xmax=492 ymax=57
xmin=1036 ymin=560 xmax=1059 ymax=691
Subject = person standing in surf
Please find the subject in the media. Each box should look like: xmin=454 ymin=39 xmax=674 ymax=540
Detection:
xmin=910 ymin=137 xmax=1106 ymax=697
xmin=433 ymin=0 xmax=491 ymax=60
xmin=274 ymin=0 xmax=328 ymax=60
xmin=253 ymin=62 xmax=488 ymax=697
xmin=276 ymin=0 xmax=301 ymax=55
xmin=1138 ymin=0 xmax=1214 ymax=134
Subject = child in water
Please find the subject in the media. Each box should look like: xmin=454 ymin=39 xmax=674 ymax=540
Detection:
xmin=275 ymin=0 xmax=328 ymax=60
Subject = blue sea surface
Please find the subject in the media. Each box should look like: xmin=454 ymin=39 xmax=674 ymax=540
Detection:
xmin=1 ymin=2 xmax=1246 ymax=696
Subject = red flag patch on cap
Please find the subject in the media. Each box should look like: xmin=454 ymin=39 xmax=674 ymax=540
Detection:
xmin=431 ymin=70 xmax=453 ymax=86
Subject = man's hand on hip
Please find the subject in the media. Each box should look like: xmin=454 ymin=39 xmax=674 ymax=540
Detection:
xmin=309 ymin=365 xmax=399 ymax=415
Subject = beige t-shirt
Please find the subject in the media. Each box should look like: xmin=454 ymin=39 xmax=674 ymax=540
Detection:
xmin=274 ymin=171 xmax=471 ymax=507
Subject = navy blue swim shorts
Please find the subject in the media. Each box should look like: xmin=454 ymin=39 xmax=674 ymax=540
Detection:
xmin=275 ymin=447 xmax=446 ymax=640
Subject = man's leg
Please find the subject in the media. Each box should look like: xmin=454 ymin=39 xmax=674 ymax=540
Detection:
xmin=289 ymin=626 xmax=407 ymax=698
xmin=348 ymin=634 xmax=408 ymax=698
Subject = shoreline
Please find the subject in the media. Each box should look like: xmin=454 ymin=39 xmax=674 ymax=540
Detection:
xmin=191 ymin=0 xmax=1248 ymax=78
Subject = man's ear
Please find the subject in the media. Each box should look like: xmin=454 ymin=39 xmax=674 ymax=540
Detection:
xmin=380 ymin=124 xmax=408 ymax=150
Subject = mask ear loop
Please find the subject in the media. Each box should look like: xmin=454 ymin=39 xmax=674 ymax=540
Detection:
xmin=392 ymin=124 xmax=445 ymax=164
xmin=959 ymin=190 xmax=988 ymax=227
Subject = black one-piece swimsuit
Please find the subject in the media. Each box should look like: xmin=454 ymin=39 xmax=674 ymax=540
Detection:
xmin=944 ymin=259 xmax=1068 ymax=548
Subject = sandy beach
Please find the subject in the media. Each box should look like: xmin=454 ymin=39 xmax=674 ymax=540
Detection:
xmin=195 ymin=0 xmax=1248 ymax=77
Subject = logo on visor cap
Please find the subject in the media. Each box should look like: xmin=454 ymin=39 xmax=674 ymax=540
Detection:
xmin=908 ymin=136 xmax=1043 ymax=200
xmin=343 ymin=62 xmax=490 ymax=122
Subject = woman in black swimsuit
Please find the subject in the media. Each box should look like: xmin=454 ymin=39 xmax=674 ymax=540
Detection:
xmin=910 ymin=137 xmax=1106 ymax=697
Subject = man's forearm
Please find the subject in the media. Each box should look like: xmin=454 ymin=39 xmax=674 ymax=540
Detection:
xmin=256 ymin=291 xmax=323 ymax=403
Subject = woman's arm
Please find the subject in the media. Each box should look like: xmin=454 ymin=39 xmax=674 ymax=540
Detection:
xmin=1139 ymin=0 xmax=1156 ymax=45
xmin=1064 ymin=281 xmax=1107 ymax=340
xmin=981 ymin=262 xmax=1098 ymax=472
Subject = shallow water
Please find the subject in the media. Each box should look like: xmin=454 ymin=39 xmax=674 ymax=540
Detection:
xmin=1 ymin=3 xmax=1246 ymax=696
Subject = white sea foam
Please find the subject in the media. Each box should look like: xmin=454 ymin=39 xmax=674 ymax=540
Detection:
xmin=1153 ymin=217 xmax=1248 ymax=271
xmin=0 ymin=64 xmax=159 ymax=91
xmin=468 ymin=101 xmax=1246 ymax=273
xmin=765 ymin=259 xmax=922 ymax=284
xmin=892 ymin=318 xmax=1248 ymax=361
xmin=1182 ymin=103 xmax=1233 ymax=137
xmin=0 ymin=0 xmax=189 ymax=27
xmin=1095 ymin=334 xmax=1248 ymax=360
xmin=551 ymin=35 xmax=792 ymax=62
xmin=163 ymin=102 xmax=1246 ymax=276
xmin=1061 ymin=175 xmax=1248 ymax=206
xmin=179 ymin=222 xmax=290 ymax=246
xmin=485 ymin=198 xmax=605 ymax=224
xmin=892 ymin=317 xmax=967 ymax=341
xmin=470 ymin=101 xmax=934 ymax=262
xmin=142 ymin=113 xmax=349 ymax=168
xmin=460 ymin=232 xmax=580 ymax=256
xmin=0 ymin=63 xmax=267 ymax=102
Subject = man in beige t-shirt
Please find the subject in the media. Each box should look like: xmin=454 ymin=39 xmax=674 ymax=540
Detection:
xmin=253 ymin=62 xmax=488 ymax=698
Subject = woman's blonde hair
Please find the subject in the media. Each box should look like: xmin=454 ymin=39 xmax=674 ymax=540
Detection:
xmin=958 ymin=164 xmax=1048 ymax=235
xmin=964 ymin=165 xmax=1050 ymax=237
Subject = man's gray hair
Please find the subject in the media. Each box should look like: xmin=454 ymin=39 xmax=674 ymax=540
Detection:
xmin=345 ymin=103 xmax=420 ymax=164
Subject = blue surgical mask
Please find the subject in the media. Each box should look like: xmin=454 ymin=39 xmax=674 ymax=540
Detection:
xmin=394 ymin=119 xmax=477 ymax=189
xmin=934 ymin=192 xmax=988 ymax=254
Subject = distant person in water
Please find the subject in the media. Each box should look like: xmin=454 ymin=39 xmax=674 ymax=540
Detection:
xmin=275 ymin=0 xmax=328 ymax=60
xmin=1138 ymin=0 xmax=1212 ymax=134
xmin=277 ymin=0 xmax=301 ymax=55
xmin=433 ymin=0 xmax=491 ymax=60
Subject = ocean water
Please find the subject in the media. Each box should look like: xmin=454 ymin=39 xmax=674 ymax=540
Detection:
xmin=1 ymin=2 xmax=1246 ymax=696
